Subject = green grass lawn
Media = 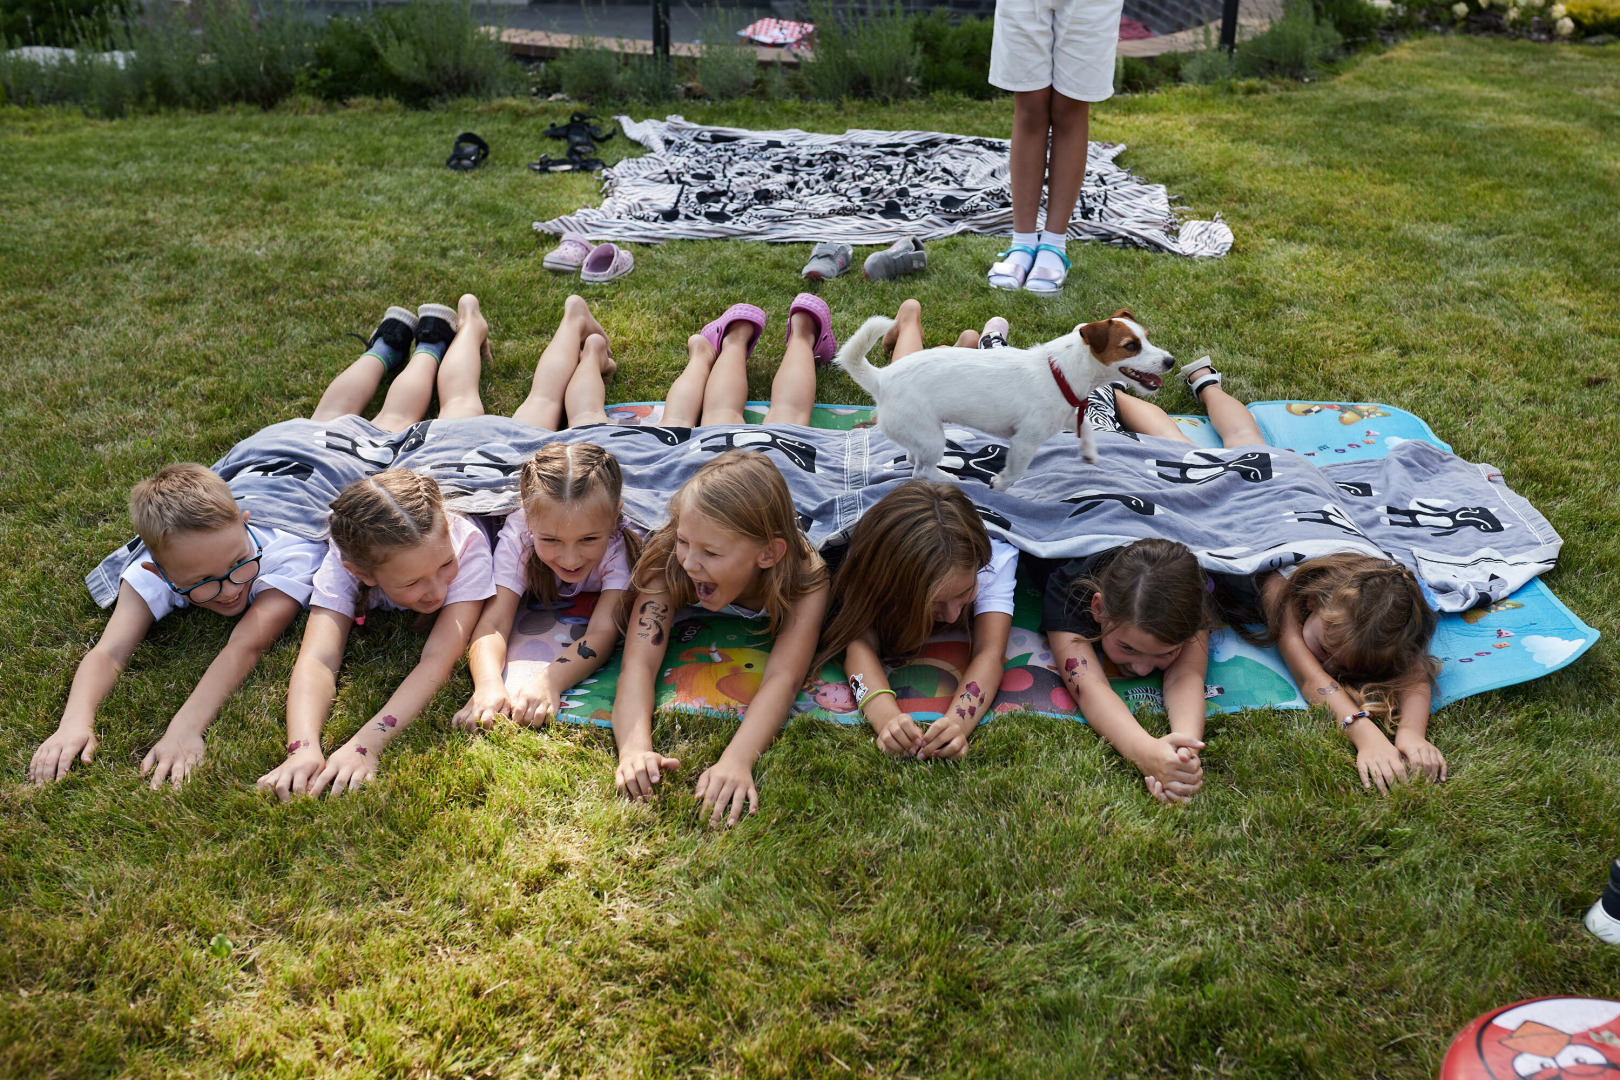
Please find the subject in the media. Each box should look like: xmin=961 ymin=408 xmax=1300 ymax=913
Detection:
xmin=2 ymin=33 xmax=1619 ymax=1079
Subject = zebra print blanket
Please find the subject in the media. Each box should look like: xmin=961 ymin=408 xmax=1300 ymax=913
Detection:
xmin=533 ymin=115 xmax=1233 ymax=258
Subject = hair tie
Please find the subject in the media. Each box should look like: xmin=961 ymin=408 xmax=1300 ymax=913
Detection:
xmin=1204 ymin=574 xmax=1215 ymax=594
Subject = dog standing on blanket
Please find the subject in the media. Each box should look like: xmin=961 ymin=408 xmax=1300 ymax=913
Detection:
xmin=834 ymin=309 xmax=1176 ymax=489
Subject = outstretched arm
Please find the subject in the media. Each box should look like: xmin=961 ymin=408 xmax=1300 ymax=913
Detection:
xmin=844 ymin=631 xmax=925 ymax=757
xmin=141 ymin=589 xmax=303 ymax=789
xmin=695 ymin=583 xmax=830 ymax=827
xmin=1052 ymin=630 xmax=1205 ymax=804
xmin=510 ymin=589 xmax=627 ymax=728
xmin=610 ymin=590 xmax=680 ymax=801
xmin=1392 ymin=677 xmax=1444 ymax=781
xmin=257 ymin=604 xmax=353 ymax=800
xmin=30 ymin=583 xmax=155 ymax=784
xmin=454 ymin=586 xmax=522 ymax=730
xmin=308 ymin=597 xmax=485 ymax=797
xmin=921 ymin=611 xmax=1012 ymax=761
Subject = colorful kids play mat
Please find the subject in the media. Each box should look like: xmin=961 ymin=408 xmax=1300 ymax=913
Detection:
xmin=502 ymin=401 xmax=1598 ymax=727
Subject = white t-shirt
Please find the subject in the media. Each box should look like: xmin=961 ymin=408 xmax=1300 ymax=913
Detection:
xmin=121 ymin=524 xmax=326 ymax=622
xmin=974 ymin=539 xmax=1019 ymax=617
xmin=491 ymin=510 xmax=637 ymax=597
xmin=309 ymin=512 xmax=495 ymax=617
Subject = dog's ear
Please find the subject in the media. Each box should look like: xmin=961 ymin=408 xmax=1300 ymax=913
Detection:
xmin=1112 ymin=308 xmax=1135 ymax=323
xmin=1079 ymin=319 xmax=1114 ymax=355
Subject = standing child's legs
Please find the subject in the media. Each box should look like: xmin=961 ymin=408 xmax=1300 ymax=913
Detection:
xmin=563 ymin=334 xmax=617 ymax=428
xmin=1028 ymin=91 xmax=1090 ymax=287
xmin=762 ymin=310 xmax=818 ymax=426
xmin=989 ymin=90 xmax=1052 ymax=289
xmin=436 ymin=295 xmax=489 ymax=421
xmin=512 ymin=295 xmax=610 ymax=431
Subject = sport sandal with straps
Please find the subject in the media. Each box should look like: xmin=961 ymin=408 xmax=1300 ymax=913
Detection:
xmin=988 ymin=244 xmax=1034 ymax=290
xmin=1182 ymin=357 xmax=1221 ymax=398
xmin=446 ymin=132 xmax=489 ymax=172
xmin=1023 ymin=244 xmax=1071 ymax=294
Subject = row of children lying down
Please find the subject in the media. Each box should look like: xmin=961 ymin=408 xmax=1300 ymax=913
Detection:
xmin=29 ymin=294 xmax=1443 ymax=824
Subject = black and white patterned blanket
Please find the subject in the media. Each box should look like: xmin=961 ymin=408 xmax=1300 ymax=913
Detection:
xmin=533 ymin=115 xmax=1233 ymax=258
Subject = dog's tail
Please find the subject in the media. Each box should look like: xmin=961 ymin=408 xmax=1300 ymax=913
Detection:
xmin=833 ymin=316 xmax=894 ymax=400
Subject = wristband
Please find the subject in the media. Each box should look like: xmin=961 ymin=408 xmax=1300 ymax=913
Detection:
xmin=859 ymin=688 xmax=898 ymax=716
xmin=1340 ymin=709 xmax=1371 ymax=730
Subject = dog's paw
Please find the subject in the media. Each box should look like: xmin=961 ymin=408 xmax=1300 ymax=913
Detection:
xmin=989 ymin=471 xmax=1019 ymax=491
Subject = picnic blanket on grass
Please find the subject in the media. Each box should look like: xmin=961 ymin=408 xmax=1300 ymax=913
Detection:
xmin=498 ymin=400 xmax=1597 ymax=727
xmin=533 ymin=116 xmax=1233 ymax=257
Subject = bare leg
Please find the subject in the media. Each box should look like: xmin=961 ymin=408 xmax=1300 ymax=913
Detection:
xmin=879 ymin=298 xmax=925 ymax=360
xmin=435 ymin=294 xmax=489 ymax=421
xmin=563 ymin=334 xmax=616 ymax=429
xmin=698 ymin=321 xmax=754 ymax=427
xmin=955 ymin=329 xmax=980 ymax=348
xmin=1113 ymin=393 xmax=1193 ymax=444
xmin=512 ymin=294 xmax=607 ymax=431
xmin=312 ymin=353 xmax=390 ymax=423
xmin=762 ymin=312 xmax=817 ymax=426
xmin=663 ymin=335 xmax=715 ymax=428
xmin=1184 ymin=361 xmax=1265 ymax=447
xmin=370 ymin=350 xmax=440 ymax=432
xmin=1043 ymin=92 xmax=1091 ymax=237
xmin=1010 ymin=89 xmax=1053 ymax=236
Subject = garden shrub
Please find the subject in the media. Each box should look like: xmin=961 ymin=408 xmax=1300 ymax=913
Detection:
xmin=1235 ymin=0 xmax=1343 ymax=78
xmin=1566 ymin=0 xmax=1620 ymax=31
xmin=1315 ymin=0 xmax=1388 ymax=41
xmin=0 ymin=0 xmax=122 ymax=47
xmin=551 ymin=40 xmax=623 ymax=103
xmin=621 ymin=54 xmax=679 ymax=103
xmin=913 ymin=10 xmax=995 ymax=98
xmin=798 ymin=0 xmax=918 ymax=102
xmin=364 ymin=0 xmax=520 ymax=105
xmin=694 ymin=10 xmax=756 ymax=100
xmin=1181 ymin=26 xmax=1238 ymax=81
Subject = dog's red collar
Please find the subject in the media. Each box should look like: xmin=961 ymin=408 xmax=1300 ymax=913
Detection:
xmin=1048 ymin=357 xmax=1087 ymax=436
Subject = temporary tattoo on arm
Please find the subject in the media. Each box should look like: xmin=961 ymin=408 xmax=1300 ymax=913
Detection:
xmin=1316 ymin=683 xmax=1341 ymax=698
xmin=373 ymin=714 xmax=399 ymax=733
xmin=355 ymin=746 xmax=368 ymax=755
xmin=635 ymin=600 xmax=669 ymax=645
xmin=288 ymin=740 xmax=303 ymax=754
xmin=965 ymin=681 xmax=983 ymax=701
xmin=576 ymin=641 xmax=598 ymax=660
xmin=1065 ymin=657 xmax=1079 ymax=673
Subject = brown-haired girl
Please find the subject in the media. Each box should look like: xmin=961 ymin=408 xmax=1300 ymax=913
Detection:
xmin=1038 ymin=539 xmax=1217 ymax=804
xmin=1102 ymin=359 xmax=1443 ymax=794
xmin=454 ymin=442 xmax=643 ymax=730
xmin=814 ymin=480 xmax=1016 ymax=762
xmin=613 ymin=451 xmax=828 ymax=827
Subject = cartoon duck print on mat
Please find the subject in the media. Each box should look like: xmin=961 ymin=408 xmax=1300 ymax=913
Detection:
xmin=1287 ymin=402 xmax=1392 ymax=424
xmin=662 ymin=644 xmax=772 ymax=709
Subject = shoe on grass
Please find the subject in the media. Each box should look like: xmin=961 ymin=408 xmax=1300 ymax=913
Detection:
xmin=415 ymin=303 xmax=459 ymax=344
xmin=802 ymin=242 xmax=853 ymax=281
xmin=543 ymin=232 xmax=596 ymax=272
xmin=580 ymin=242 xmax=634 ymax=284
xmin=787 ymin=293 xmax=838 ymax=365
xmin=978 ymin=316 xmax=1009 ymax=350
xmin=864 ymin=237 xmax=926 ymax=281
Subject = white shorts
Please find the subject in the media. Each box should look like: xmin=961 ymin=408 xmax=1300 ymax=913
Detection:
xmin=989 ymin=0 xmax=1126 ymax=103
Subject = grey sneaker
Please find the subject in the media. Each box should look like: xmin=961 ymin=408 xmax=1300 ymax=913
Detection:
xmin=863 ymin=237 xmax=926 ymax=281
xmin=801 ymin=242 xmax=853 ymax=281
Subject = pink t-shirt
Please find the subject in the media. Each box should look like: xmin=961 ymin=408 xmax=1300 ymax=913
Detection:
xmin=310 ymin=512 xmax=495 ymax=617
xmin=491 ymin=510 xmax=638 ymax=597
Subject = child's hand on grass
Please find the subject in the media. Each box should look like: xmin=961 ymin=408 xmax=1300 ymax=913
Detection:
xmin=1395 ymin=732 xmax=1447 ymax=782
xmin=1144 ymin=775 xmax=1203 ymax=805
xmin=918 ymin=712 xmax=971 ymax=761
xmin=256 ymin=741 xmax=326 ymax=801
xmin=694 ymin=752 xmax=758 ymax=827
xmin=616 ymin=749 xmax=680 ymax=802
xmin=1137 ymin=732 xmax=1205 ymax=803
xmin=307 ymin=738 xmax=379 ymax=797
xmin=29 ymin=723 xmax=98 ymax=784
xmin=1357 ymin=739 xmax=1409 ymax=794
xmin=452 ymin=684 xmax=513 ymax=731
xmin=140 ymin=728 xmax=206 ymax=789
xmin=873 ymin=712 xmax=925 ymax=757
xmin=510 ymin=675 xmax=560 ymax=728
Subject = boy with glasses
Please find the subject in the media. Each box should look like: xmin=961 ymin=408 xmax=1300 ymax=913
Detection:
xmin=29 ymin=303 xmax=462 ymax=787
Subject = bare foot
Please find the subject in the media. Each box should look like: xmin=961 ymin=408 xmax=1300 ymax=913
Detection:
xmin=585 ymin=334 xmax=617 ymax=378
xmin=788 ymin=311 xmax=817 ymax=342
xmin=457 ymin=293 xmax=493 ymax=364
xmin=564 ymin=294 xmax=610 ymax=351
xmin=687 ymin=332 xmax=718 ymax=367
xmin=881 ymin=298 xmax=922 ymax=354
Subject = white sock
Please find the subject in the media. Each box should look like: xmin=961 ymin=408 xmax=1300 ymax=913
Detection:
xmin=1009 ymin=230 xmax=1039 ymax=267
xmin=1035 ymin=229 xmax=1069 ymax=275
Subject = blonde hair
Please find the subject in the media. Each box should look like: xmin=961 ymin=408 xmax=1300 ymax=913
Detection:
xmin=327 ymin=470 xmax=446 ymax=618
xmin=1268 ymin=552 xmax=1439 ymax=725
xmin=630 ymin=451 xmax=823 ymax=635
xmin=129 ymin=464 xmax=240 ymax=550
xmin=520 ymin=443 xmax=642 ymax=606
xmin=813 ymin=481 xmax=991 ymax=671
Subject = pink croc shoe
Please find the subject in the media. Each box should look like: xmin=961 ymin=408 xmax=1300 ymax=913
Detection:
xmin=580 ymin=242 xmax=634 ymax=284
xmin=786 ymin=293 xmax=837 ymax=365
xmin=700 ymin=303 xmax=769 ymax=359
xmin=542 ymin=232 xmax=596 ymax=272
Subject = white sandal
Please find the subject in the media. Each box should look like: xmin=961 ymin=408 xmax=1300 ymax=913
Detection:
xmin=1023 ymin=244 xmax=1070 ymax=294
xmin=987 ymin=244 xmax=1034 ymax=291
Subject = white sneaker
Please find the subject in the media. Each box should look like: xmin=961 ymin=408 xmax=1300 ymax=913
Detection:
xmin=1585 ymin=899 xmax=1620 ymax=945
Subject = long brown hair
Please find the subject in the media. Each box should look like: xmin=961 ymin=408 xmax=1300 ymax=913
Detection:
xmin=1068 ymin=538 xmax=1220 ymax=645
xmin=519 ymin=442 xmax=643 ymax=606
xmin=1268 ymin=552 xmax=1439 ymax=724
xmin=327 ymin=469 xmax=445 ymax=618
xmin=630 ymin=451 xmax=824 ymax=634
xmin=813 ymin=480 xmax=992 ymax=670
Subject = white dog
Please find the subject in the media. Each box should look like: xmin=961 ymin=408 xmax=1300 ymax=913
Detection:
xmin=834 ymin=309 xmax=1176 ymax=490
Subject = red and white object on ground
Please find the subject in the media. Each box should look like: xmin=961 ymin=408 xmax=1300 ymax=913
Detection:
xmin=736 ymin=18 xmax=815 ymax=48
xmin=1440 ymin=997 xmax=1620 ymax=1079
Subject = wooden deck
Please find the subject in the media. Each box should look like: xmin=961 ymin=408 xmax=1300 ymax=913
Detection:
xmin=491 ymin=27 xmax=804 ymax=67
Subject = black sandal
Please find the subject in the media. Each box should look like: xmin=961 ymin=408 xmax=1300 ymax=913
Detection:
xmin=542 ymin=111 xmax=616 ymax=146
xmin=446 ymin=131 xmax=489 ymax=172
xmin=528 ymin=153 xmax=604 ymax=174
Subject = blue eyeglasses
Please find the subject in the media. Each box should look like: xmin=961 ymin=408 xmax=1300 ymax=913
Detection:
xmin=156 ymin=524 xmax=264 ymax=604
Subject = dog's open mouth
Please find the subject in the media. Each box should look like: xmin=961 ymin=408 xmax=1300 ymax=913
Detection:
xmin=1120 ymin=367 xmax=1163 ymax=391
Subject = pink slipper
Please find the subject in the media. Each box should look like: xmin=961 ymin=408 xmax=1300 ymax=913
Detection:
xmin=542 ymin=232 xmax=596 ymax=272
xmin=700 ymin=303 xmax=768 ymax=359
xmin=580 ymin=242 xmax=634 ymax=284
xmin=786 ymin=293 xmax=837 ymax=365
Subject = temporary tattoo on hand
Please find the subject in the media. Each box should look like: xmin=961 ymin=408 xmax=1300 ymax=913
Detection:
xmin=955 ymin=706 xmax=968 ymax=719
xmin=373 ymin=714 xmax=399 ymax=733
xmin=635 ymin=600 xmax=669 ymax=645
xmin=355 ymin=746 xmax=368 ymax=756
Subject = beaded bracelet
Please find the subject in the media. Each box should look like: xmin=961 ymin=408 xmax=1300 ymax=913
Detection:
xmin=1340 ymin=709 xmax=1371 ymax=730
